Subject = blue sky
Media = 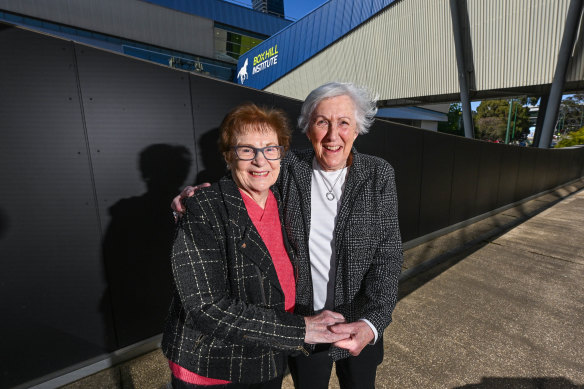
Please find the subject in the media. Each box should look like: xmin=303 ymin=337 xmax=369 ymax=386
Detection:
xmin=223 ymin=0 xmax=328 ymax=20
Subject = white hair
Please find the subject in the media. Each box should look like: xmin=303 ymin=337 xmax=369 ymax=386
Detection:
xmin=297 ymin=82 xmax=378 ymax=135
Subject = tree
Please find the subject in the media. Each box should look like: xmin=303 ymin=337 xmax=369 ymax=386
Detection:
xmin=557 ymin=94 xmax=584 ymax=135
xmin=474 ymin=99 xmax=530 ymax=142
xmin=476 ymin=116 xmax=506 ymax=141
xmin=518 ymin=96 xmax=540 ymax=106
xmin=437 ymin=103 xmax=464 ymax=136
xmin=555 ymin=126 xmax=584 ymax=148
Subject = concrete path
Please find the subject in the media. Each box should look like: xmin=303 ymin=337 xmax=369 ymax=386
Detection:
xmin=372 ymin=189 xmax=584 ymax=388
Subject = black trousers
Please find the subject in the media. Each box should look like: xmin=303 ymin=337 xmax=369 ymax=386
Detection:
xmin=288 ymin=340 xmax=384 ymax=389
xmin=171 ymin=374 xmax=283 ymax=389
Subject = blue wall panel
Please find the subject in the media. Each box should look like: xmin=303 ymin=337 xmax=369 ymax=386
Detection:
xmin=235 ymin=0 xmax=397 ymax=88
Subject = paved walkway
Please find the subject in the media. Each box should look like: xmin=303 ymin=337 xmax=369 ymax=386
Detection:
xmin=370 ymin=188 xmax=584 ymax=388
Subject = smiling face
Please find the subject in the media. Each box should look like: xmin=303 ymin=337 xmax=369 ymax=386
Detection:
xmin=230 ymin=128 xmax=281 ymax=202
xmin=307 ymin=95 xmax=358 ymax=172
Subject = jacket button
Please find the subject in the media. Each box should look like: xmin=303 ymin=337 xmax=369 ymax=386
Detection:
xmin=241 ymin=243 xmax=246 ymax=248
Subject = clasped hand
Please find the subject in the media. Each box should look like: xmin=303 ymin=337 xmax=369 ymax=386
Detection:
xmin=304 ymin=311 xmax=374 ymax=356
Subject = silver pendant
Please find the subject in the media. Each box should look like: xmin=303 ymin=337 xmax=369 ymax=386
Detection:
xmin=326 ymin=192 xmax=335 ymax=201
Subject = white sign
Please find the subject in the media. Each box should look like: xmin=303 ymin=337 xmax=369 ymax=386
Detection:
xmin=237 ymin=58 xmax=249 ymax=84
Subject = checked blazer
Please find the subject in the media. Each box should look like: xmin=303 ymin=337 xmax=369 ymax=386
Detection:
xmin=161 ymin=177 xmax=306 ymax=384
xmin=278 ymin=148 xmax=404 ymax=361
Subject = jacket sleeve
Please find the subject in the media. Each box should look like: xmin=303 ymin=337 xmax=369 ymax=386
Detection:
xmin=360 ymin=164 xmax=404 ymax=337
xmin=171 ymin=191 xmax=306 ymax=351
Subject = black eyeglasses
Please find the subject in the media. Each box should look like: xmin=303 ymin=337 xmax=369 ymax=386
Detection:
xmin=232 ymin=145 xmax=284 ymax=161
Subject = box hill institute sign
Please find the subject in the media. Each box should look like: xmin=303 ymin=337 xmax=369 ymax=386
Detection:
xmin=236 ymin=44 xmax=279 ymax=86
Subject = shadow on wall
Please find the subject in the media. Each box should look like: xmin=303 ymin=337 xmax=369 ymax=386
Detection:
xmin=453 ymin=376 xmax=582 ymax=388
xmin=101 ymin=144 xmax=192 ymax=349
xmin=195 ymin=127 xmax=228 ymax=184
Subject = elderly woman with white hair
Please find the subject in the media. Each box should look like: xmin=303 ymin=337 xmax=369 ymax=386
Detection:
xmin=173 ymin=82 xmax=403 ymax=389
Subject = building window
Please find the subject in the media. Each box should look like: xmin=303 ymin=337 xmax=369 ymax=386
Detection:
xmin=214 ymin=23 xmax=266 ymax=62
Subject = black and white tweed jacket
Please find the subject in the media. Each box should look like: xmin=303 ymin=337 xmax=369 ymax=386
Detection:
xmin=279 ymin=148 xmax=404 ymax=361
xmin=161 ymin=177 xmax=306 ymax=384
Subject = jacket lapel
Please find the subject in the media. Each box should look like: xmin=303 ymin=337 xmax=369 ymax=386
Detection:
xmin=218 ymin=177 xmax=284 ymax=294
xmin=334 ymin=150 xmax=367 ymax=249
xmin=289 ymin=150 xmax=314 ymax=239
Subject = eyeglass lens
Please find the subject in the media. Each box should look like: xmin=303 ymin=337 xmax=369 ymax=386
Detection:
xmin=235 ymin=146 xmax=282 ymax=160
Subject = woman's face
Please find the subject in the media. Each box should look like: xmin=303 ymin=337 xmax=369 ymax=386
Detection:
xmin=230 ymin=128 xmax=281 ymax=199
xmin=306 ymin=95 xmax=358 ymax=172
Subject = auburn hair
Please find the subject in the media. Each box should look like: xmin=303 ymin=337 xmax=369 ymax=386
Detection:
xmin=218 ymin=103 xmax=292 ymax=166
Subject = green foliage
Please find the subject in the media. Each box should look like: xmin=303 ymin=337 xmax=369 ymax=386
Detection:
xmin=518 ymin=96 xmax=540 ymax=106
xmin=474 ymin=99 xmax=530 ymax=142
xmin=476 ymin=116 xmax=506 ymax=141
xmin=437 ymin=103 xmax=464 ymax=136
xmin=555 ymin=126 xmax=584 ymax=148
xmin=557 ymin=94 xmax=584 ymax=134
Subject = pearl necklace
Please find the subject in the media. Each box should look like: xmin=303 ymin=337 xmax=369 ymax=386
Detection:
xmin=317 ymin=166 xmax=346 ymax=201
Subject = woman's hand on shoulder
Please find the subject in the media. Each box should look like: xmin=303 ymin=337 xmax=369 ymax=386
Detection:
xmin=171 ymin=183 xmax=211 ymax=220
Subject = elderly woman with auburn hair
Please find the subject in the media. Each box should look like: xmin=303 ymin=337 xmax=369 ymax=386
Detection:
xmin=162 ymin=103 xmax=348 ymax=389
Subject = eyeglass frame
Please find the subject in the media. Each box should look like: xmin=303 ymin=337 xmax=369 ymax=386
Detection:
xmin=232 ymin=145 xmax=285 ymax=161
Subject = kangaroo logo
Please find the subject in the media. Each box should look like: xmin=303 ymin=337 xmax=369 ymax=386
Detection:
xmin=237 ymin=58 xmax=249 ymax=84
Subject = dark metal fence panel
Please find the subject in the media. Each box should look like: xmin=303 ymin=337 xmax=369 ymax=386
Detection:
xmin=474 ymin=142 xmax=503 ymax=215
xmin=356 ymin=122 xmax=425 ymax=243
xmin=385 ymin=126 xmax=424 ymax=243
xmin=563 ymin=150 xmax=577 ymax=183
xmin=74 ymin=43 xmax=198 ymax=349
xmin=497 ymin=146 xmax=521 ymax=207
xmin=0 ymin=27 xmax=113 ymax=388
xmin=564 ymin=151 xmax=576 ymax=181
xmin=546 ymin=150 xmax=561 ymax=190
xmin=546 ymin=150 xmax=560 ymax=189
xmin=515 ymin=146 xmax=538 ymax=201
xmin=390 ymin=127 xmax=424 ymax=243
xmin=418 ymin=131 xmax=456 ymax=236
xmin=534 ymin=150 xmax=553 ymax=193
xmin=450 ymin=137 xmax=482 ymax=225
xmin=573 ymin=149 xmax=584 ymax=179
xmin=555 ymin=151 xmax=568 ymax=186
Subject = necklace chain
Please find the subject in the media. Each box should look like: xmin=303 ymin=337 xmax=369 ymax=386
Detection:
xmin=317 ymin=166 xmax=346 ymax=201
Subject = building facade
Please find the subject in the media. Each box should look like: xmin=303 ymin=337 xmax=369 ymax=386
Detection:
xmin=0 ymin=0 xmax=291 ymax=81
